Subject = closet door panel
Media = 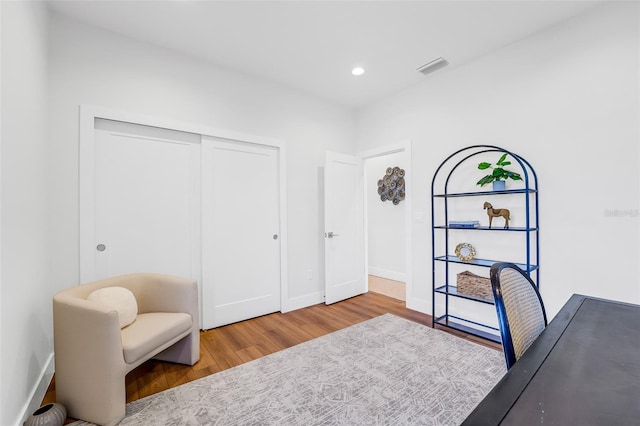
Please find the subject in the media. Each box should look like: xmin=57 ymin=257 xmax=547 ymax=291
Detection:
xmin=85 ymin=119 xmax=201 ymax=283
xmin=201 ymin=137 xmax=280 ymax=329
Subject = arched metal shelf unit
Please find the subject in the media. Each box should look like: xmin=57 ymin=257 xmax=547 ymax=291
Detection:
xmin=431 ymin=145 xmax=539 ymax=342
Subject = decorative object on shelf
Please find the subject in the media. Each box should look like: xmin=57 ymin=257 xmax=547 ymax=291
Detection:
xmin=457 ymin=271 xmax=492 ymax=301
xmin=449 ymin=220 xmax=480 ymax=229
xmin=24 ymin=403 xmax=66 ymax=426
xmin=455 ymin=242 xmax=476 ymax=261
xmin=476 ymin=153 xmax=522 ymax=189
xmin=377 ymin=166 xmax=406 ymax=205
xmin=483 ymin=201 xmax=510 ymax=229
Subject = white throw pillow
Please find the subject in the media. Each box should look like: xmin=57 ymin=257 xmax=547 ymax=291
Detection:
xmin=87 ymin=286 xmax=138 ymax=328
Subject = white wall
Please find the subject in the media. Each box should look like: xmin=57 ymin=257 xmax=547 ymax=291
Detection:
xmin=356 ymin=1 xmax=640 ymax=318
xmin=0 ymin=1 xmax=3 ymax=421
xmin=1 ymin=1 xmax=54 ymax=425
xmin=365 ymin=152 xmax=406 ymax=281
xmin=47 ymin=13 xmax=356 ymax=307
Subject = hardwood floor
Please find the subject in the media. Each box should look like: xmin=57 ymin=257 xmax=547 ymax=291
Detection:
xmin=42 ymin=291 xmax=500 ymax=414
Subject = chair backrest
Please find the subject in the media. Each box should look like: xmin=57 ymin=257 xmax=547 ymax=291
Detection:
xmin=490 ymin=262 xmax=547 ymax=369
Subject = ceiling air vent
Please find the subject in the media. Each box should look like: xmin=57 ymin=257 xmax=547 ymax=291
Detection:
xmin=417 ymin=57 xmax=449 ymax=75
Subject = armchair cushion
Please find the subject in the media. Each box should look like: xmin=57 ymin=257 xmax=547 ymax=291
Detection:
xmin=87 ymin=286 xmax=138 ymax=328
xmin=121 ymin=312 xmax=192 ymax=364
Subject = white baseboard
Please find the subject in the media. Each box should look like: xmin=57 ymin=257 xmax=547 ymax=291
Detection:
xmin=368 ymin=267 xmax=406 ymax=283
xmin=17 ymin=352 xmax=54 ymax=426
xmin=282 ymin=291 xmax=324 ymax=313
xmin=406 ymin=297 xmax=430 ymax=315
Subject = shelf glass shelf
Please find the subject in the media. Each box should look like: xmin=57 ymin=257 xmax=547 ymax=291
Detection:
xmin=434 ymin=285 xmax=495 ymax=304
xmin=434 ymin=225 xmax=538 ymax=232
xmin=433 ymin=188 xmax=537 ymax=198
xmin=434 ymin=255 xmax=538 ymax=272
xmin=433 ymin=314 xmax=501 ymax=343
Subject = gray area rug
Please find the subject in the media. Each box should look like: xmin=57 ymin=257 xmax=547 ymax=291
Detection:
xmin=73 ymin=314 xmax=505 ymax=425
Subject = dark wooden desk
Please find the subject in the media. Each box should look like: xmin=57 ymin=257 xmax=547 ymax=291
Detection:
xmin=463 ymin=294 xmax=640 ymax=425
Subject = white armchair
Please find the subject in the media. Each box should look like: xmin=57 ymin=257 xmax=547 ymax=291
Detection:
xmin=53 ymin=273 xmax=200 ymax=425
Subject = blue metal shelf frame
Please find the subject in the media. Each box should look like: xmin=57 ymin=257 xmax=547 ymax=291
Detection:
xmin=434 ymin=314 xmax=501 ymax=343
xmin=434 ymin=285 xmax=495 ymax=304
xmin=434 ymin=225 xmax=538 ymax=232
xmin=434 ymin=255 xmax=538 ymax=272
xmin=433 ymin=188 xmax=537 ymax=198
xmin=430 ymin=145 xmax=539 ymax=342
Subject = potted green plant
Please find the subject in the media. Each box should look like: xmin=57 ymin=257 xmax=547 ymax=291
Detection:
xmin=477 ymin=153 xmax=522 ymax=191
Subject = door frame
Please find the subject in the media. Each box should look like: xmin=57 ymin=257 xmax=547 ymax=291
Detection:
xmin=360 ymin=141 xmax=422 ymax=313
xmin=79 ymin=105 xmax=289 ymax=323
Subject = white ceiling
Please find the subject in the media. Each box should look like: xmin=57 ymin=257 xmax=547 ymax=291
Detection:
xmin=46 ymin=0 xmax=601 ymax=109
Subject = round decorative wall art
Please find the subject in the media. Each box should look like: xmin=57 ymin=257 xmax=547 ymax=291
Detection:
xmin=377 ymin=166 xmax=406 ymax=205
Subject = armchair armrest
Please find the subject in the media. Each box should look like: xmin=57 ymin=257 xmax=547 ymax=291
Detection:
xmin=53 ymin=295 xmax=128 ymax=424
xmin=53 ymin=295 xmax=125 ymax=367
xmin=132 ymin=274 xmax=199 ymax=323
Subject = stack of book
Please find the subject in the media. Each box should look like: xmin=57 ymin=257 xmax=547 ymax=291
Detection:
xmin=448 ymin=220 xmax=480 ymax=228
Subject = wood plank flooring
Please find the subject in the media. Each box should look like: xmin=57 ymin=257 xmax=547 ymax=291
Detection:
xmin=42 ymin=291 xmax=501 ymax=416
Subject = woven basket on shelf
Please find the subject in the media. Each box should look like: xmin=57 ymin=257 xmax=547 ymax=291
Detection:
xmin=457 ymin=270 xmax=492 ymax=301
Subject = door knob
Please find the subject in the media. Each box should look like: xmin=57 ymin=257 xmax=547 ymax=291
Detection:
xmin=96 ymin=244 xmax=106 ymax=252
xmin=327 ymin=232 xmax=339 ymax=238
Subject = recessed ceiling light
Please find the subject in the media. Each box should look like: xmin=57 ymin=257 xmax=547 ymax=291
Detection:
xmin=352 ymin=67 xmax=365 ymax=76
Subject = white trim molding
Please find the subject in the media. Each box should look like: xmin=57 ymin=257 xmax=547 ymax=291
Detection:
xmin=360 ymin=140 xmax=423 ymax=314
xmin=283 ymin=291 xmax=325 ymax=313
xmin=19 ymin=353 xmax=54 ymax=426
xmin=368 ymin=267 xmax=406 ymax=283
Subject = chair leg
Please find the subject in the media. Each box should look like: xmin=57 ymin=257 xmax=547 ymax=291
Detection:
xmin=153 ymin=331 xmax=199 ymax=366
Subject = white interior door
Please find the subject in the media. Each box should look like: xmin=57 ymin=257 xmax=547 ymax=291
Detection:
xmin=87 ymin=119 xmax=201 ymax=282
xmin=202 ymin=137 xmax=280 ymax=328
xmin=324 ymin=151 xmax=366 ymax=304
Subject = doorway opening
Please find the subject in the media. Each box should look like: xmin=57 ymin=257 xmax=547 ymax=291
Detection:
xmin=362 ymin=142 xmax=412 ymax=306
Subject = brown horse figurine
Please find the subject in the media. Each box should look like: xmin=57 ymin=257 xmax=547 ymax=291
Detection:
xmin=483 ymin=202 xmax=510 ymax=229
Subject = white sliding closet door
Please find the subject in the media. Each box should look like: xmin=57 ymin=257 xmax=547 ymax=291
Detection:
xmin=201 ymin=137 xmax=281 ymax=329
xmin=84 ymin=119 xmax=201 ymax=283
